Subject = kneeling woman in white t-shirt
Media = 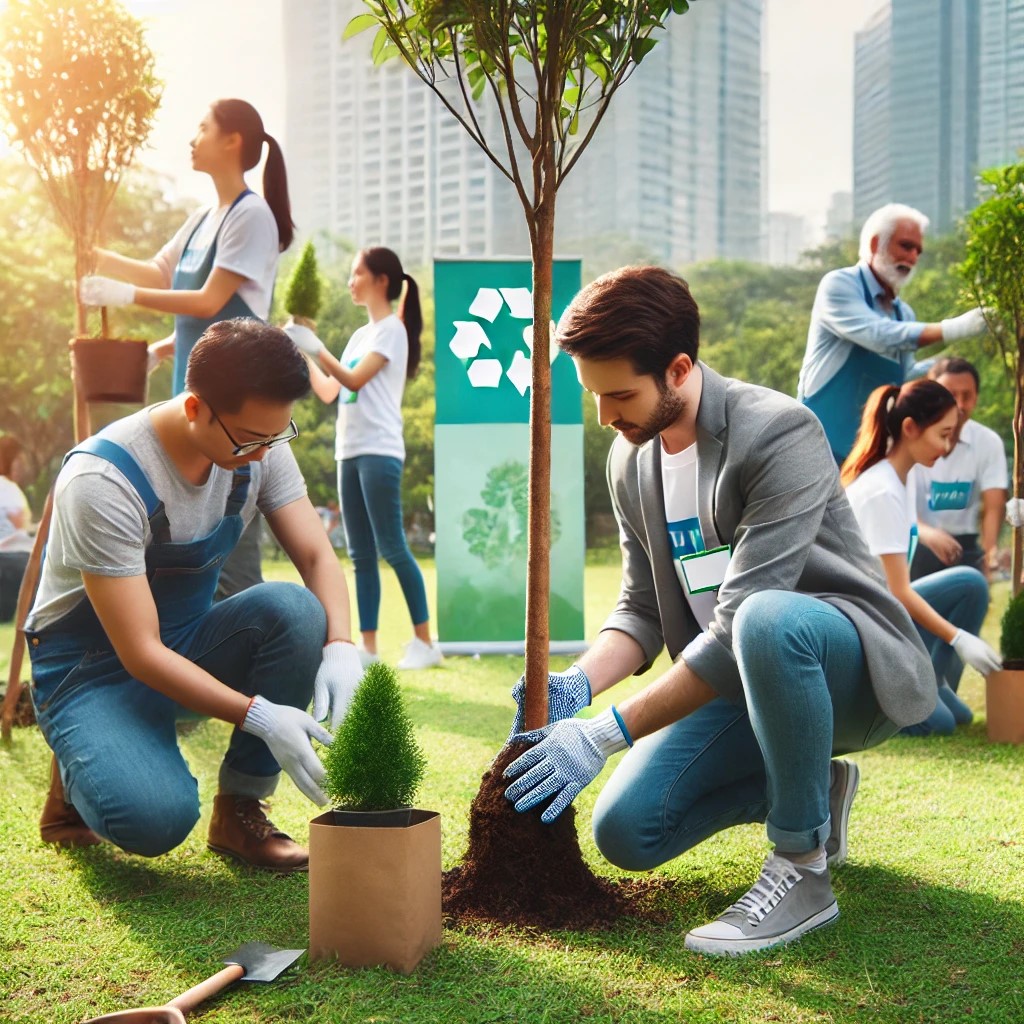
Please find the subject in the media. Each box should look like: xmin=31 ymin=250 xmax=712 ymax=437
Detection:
xmin=842 ymin=380 xmax=1000 ymax=735
xmin=303 ymin=247 xmax=440 ymax=671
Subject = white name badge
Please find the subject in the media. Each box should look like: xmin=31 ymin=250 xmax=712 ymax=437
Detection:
xmin=679 ymin=544 xmax=731 ymax=594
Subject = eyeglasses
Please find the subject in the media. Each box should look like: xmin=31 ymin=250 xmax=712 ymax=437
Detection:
xmin=203 ymin=400 xmax=299 ymax=456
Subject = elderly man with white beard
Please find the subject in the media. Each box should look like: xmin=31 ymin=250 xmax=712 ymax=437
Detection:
xmin=797 ymin=203 xmax=988 ymax=464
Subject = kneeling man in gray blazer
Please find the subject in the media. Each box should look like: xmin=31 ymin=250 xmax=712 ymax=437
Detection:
xmin=503 ymin=266 xmax=936 ymax=956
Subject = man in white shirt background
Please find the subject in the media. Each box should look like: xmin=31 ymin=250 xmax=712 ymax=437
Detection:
xmin=911 ymin=357 xmax=1008 ymax=581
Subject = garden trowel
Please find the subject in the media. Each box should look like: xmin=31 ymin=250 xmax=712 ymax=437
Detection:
xmin=80 ymin=941 xmax=304 ymax=1023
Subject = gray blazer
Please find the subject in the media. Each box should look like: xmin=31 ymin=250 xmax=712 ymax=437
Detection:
xmin=603 ymin=362 xmax=936 ymax=728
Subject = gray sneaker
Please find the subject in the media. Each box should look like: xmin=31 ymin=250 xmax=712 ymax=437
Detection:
xmin=825 ymin=759 xmax=860 ymax=868
xmin=685 ymin=853 xmax=839 ymax=956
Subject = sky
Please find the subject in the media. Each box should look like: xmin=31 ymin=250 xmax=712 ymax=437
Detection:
xmin=16 ymin=0 xmax=890 ymax=238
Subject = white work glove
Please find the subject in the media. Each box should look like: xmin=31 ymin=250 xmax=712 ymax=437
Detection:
xmin=79 ymin=275 xmax=135 ymax=308
xmin=950 ymin=630 xmax=1002 ymax=677
xmin=282 ymin=320 xmax=326 ymax=357
xmin=940 ymin=307 xmax=988 ymax=342
xmin=313 ymin=640 xmax=364 ymax=731
xmin=504 ymin=707 xmax=632 ymax=823
xmin=1006 ymin=497 xmax=1024 ymax=528
xmin=240 ymin=695 xmax=332 ymax=805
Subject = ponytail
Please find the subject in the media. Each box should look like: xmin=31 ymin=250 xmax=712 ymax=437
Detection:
xmin=262 ymin=133 xmax=294 ymax=252
xmin=841 ymin=379 xmax=957 ymax=487
xmin=360 ymin=247 xmax=422 ymax=379
xmin=399 ymin=273 xmax=422 ymax=379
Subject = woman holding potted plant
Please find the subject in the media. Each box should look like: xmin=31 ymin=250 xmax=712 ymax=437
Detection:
xmin=287 ymin=247 xmax=441 ymax=671
xmin=843 ymin=380 xmax=1001 ymax=735
xmin=77 ymin=98 xmax=292 ymax=395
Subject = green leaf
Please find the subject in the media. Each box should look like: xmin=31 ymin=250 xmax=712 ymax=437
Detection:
xmin=343 ymin=13 xmax=380 ymax=40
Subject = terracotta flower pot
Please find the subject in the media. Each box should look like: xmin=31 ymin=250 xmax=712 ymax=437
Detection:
xmin=70 ymin=337 xmax=148 ymax=404
xmin=985 ymin=668 xmax=1024 ymax=744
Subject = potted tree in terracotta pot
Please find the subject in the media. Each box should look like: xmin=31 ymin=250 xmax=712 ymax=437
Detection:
xmin=986 ymin=590 xmax=1024 ymax=743
xmin=0 ymin=0 xmax=162 ymax=431
xmin=309 ymin=660 xmax=440 ymax=973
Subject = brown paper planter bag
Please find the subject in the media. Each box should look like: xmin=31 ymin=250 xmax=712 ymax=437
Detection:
xmin=986 ymin=669 xmax=1024 ymax=744
xmin=309 ymin=808 xmax=442 ymax=974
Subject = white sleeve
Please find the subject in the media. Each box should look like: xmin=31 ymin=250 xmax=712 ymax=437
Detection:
xmin=254 ymin=445 xmax=308 ymax=518
xmin=213 ymin=199 xmax=278 ymax=284
xmin=978 ymin=430 xmax=1009 ymax=492
xmin=153 ymin=210 xmax=207 ymax=285
xmin=854 ymin=489 xmax=913 ymax=556
xmin=369 ymin=318 xmax=408 ymax=364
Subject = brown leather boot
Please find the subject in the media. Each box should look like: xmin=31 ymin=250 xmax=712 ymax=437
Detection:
xmin=40 ymin=756 xmax=102 ymax=847
xmin=207 ymin=794 xmax=308 ymax=873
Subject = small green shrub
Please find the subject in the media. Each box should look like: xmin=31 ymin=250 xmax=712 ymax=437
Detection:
xmin=283 ymin=240 xmax=323 ymax=321
xmin=1000 ymin=589 xmax=1024 ymax=665
xmin=321 ymin=661 xmax=427 ymax=810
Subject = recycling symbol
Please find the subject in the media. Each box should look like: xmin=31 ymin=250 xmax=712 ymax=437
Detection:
xmin=446 ymin=286 xmax=559 ymax=397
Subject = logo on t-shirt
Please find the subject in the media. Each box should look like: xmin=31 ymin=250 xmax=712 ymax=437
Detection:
xmin=928 ymin=480 xmax=972 ymax=511
xmin=667 ymin=516 xmax=705 ymax=559
xmin=342 ymin=359 xmax=360 ymax=404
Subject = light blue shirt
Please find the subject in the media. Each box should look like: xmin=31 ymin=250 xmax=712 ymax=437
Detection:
xmin=798 ymin=262 xmax=927 ymax=399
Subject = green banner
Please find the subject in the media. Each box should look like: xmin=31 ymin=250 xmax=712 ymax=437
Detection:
xmin=433 ymin=259 xmax=585 ymax=653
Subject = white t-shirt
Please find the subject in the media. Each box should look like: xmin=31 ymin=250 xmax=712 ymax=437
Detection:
xmin=845 ymin=459 xmax=919 ymax=565
xmin=154 ymin=192 xmax=279 ymax=319
xmin=911 ymin=419 xmax=1008 ymax=535
xmin=27 ymin=407 xmax=307 ymax=631
xmin=661 ymin=443 xmax=719 ymax=632
xmin=335 ymin=314 xmax=409 ymax=461
xmin=0 ymin=476 xmax=28 ymax=542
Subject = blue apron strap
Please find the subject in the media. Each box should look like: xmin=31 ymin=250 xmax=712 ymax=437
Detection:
xmin=859 ymin=265 xmax=904 ymax=322
xmin=224 ymin=464 xmax=251 ymax=518
xmin=180 ymin=188 xmax=254 ymax=258
xmin=65 ymin=438 xmax=171 ymax=542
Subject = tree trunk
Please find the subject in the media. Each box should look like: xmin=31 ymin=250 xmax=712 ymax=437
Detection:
xmin=522 ymin=189 xmax=556 ymax=732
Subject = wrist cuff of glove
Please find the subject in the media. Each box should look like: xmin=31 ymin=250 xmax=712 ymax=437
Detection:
xmin=585 ymin=706 xmax=632 ymax=756
xmin=240 ymin=694 xmax=273 ymax=738
xmin=567 ymin=662 xmax=593 ymax=705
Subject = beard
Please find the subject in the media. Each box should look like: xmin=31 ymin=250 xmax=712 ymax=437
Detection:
xmin=873 ymin=250 xmax=917 ymax=294
xmin=613 ymin=381 xmax=685 ymax=447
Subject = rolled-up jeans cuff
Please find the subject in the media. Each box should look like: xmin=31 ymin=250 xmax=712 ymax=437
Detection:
xmin=218 ymin=764 xmax=279 ymax=800
xmin=767 ymin=815 xmax=831 ymax=855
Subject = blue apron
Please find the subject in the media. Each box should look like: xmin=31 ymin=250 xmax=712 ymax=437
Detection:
xmin=27 ymin=436 xmax=251 ymax=707
xmin=171 ymin=189 xmax=260 ymax=397
xmin=804 ymin=267 xmax=906 ymax=462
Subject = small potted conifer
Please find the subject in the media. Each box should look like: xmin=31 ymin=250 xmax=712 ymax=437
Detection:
xmin=308 ymin=661 xmax=441 ymax=973
xmin=282 ymin=240 xmax=324 ymax=352
xmin=986 ymin=590 xmax=1024 ymax=744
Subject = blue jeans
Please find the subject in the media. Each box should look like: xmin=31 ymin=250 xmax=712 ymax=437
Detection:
xmin=30 ymin=582 xmax=324 ymax=857
xmin=592 ymin=591 xmax=897 ymax=867
xmin=908 ymin=565 xmax=990 ymax=734
xmin=339 ymin=456 xmax=429 ymax=632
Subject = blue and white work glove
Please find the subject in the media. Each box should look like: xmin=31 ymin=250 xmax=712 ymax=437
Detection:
xmin=503 ymin=707 xmax=632 ymax=823
xmin=79 ymin=275 xmax=135 ymax=307
xmin=240 ymin=696 xmax=332 ymax=805
xmin=509 ymin=663 xmax=592 ymax=738
xmin=313 ymin=640 xmax=364 ymax=731
xmin=282 ymin=320 xmax=327 ymax=357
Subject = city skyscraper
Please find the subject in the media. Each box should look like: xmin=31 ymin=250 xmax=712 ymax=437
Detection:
xmin=853 ymin=0 xmax=1023 ymax=233
xmin=283 ymin=0 xmax=766 ymax=268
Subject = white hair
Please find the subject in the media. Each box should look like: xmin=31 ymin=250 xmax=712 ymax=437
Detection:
xmin=858 ymin=203 xmax=930 ymax=262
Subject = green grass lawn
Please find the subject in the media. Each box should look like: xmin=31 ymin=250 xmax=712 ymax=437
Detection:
xmin=2 ymin=558 xmax=1023 ymax=1023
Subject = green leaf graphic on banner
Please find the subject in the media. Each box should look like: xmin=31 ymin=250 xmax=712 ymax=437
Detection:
xmin=461 ymin=459 xmax=562 ymax=569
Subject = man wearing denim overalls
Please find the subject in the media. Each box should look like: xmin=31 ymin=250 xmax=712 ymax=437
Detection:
xmin=797 ymin=202 xmax=989 ymax=464
xmin=27 ymin=319 xmax=363 ymax=872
